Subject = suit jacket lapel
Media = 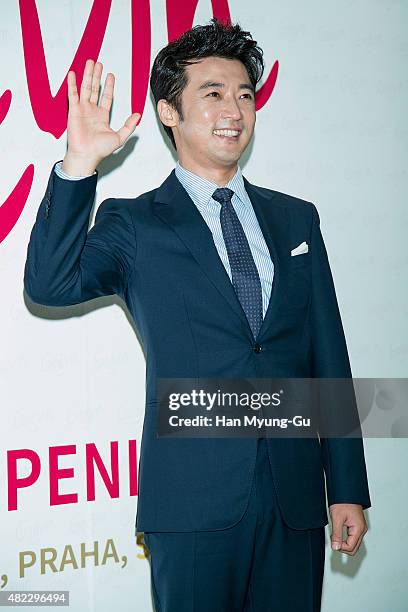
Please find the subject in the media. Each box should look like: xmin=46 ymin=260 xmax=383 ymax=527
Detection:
xmin=153 ymin=169 xmax=290 ymax=340
xmin=153 ymin=170 xmax=250 ymax=332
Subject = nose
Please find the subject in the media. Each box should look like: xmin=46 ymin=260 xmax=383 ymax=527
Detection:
xmin=220 ymin=95 xmax=243 ymax=120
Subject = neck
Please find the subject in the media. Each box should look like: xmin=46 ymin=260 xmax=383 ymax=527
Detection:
xmin=177 ymin=158 xmax=238 ymax=186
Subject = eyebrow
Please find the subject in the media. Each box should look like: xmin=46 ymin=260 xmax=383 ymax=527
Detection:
xmin=197 ymin=80 xmax=255 ymax=94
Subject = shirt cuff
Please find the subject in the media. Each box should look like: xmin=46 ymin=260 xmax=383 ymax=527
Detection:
xmin=54 ymin=160 xmax=97 ymax=181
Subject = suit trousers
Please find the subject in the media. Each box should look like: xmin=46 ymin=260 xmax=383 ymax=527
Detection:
xmin=143 ymin=437 xmax=326 ymax=612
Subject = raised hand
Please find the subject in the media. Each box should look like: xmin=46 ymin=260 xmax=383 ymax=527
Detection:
xmin=62 ymin=58 xmax=140 ymax=175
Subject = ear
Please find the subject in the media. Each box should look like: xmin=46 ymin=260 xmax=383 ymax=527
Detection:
xmin=157 ymin=99 xmax=178 ymax=128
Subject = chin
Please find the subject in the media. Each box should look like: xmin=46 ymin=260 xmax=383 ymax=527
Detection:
xmin=212 ymin=147 xmax=242 ymax=161
xmin=222 ymin=152 xmax=242 ymax=164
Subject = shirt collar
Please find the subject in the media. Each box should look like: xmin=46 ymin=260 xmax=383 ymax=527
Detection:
xmin=174 ymin=160 xmax=248 ymax=208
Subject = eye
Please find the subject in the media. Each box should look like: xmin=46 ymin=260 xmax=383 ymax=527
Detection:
xmin=207 ymin=91 xmax=220 ymax=97
xmin=241 ymin=93 xmax=253 ymax=100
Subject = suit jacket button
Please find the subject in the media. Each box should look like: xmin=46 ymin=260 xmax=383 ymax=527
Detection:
xmin=253 ymin=343 xmax=262 ymax=353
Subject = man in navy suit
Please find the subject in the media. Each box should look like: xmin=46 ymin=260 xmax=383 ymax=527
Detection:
xmin=24 ymin=18 xmax=370 ymax=612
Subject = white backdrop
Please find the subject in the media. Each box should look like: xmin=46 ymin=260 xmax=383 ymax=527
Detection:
xmin=1 ymin=1 xmax=407 ymax=610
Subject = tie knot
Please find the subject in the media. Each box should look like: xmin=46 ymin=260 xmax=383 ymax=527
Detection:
xmin=212 ymin=187 xmax=234 ymax=205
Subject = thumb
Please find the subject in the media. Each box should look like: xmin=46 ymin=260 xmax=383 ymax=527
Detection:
xmin=116 ymin=112 xmax=141 ymax=147
xmin=331 ymin=515 xmax=344 ymax=551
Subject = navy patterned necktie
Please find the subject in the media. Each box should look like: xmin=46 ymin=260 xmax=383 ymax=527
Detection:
xmin=212 ymin=187 xmax=263 ymax=340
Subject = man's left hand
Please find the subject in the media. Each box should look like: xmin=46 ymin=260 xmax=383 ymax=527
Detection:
xmin=329 ymin=503 xmax=368 ymax=555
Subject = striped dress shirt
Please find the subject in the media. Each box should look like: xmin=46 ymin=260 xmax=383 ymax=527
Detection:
xmin=173 ymin=161 xmax=274 ymax=318
xmin=54 ymin=160 xmax=274 ymax=316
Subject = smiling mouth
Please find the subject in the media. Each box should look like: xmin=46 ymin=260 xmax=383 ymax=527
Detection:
xmin=213 ymin=129 xmax=241 ymax=140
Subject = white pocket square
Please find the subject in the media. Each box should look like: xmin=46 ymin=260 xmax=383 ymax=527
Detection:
xmin=291 ymin=241 xmax=309 ymax=256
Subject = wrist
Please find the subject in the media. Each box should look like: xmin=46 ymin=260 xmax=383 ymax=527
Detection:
xmin=62 ymin=153 xmax=98 ymax=177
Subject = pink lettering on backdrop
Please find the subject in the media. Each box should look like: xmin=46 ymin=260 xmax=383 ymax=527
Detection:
xmin=128 ymin=439 xmax=138 ymax=496
xmin=49 ymin=445 xmax=78 ymax=506
xmin=0 ymin=1 xmax=278 ymax=244
xmin=7 ymin=441 xmax=138 ymax=511
xmin=86 ymin=442 xmax=120 ymax=501
xmin=7 ymin=449 xmax=41 ymax=511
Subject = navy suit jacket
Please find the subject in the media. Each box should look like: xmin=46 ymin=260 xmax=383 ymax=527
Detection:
xmin=24 ymin=160 xmax=371 ymax=533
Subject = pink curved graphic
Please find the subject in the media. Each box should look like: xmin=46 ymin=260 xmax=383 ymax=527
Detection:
xmin=1 ymin=0 xmax=278 ymax=245
xmin=255 ymin=60 xmax=279 ymax=111
xmin=0 ymin=165 xmax=34 ymax=244
xmin=165 ymin=0 xmax=279 ymax=111
xmin=0 ymin=89 xmax=11 ymax=124
xmin=19 ymin=0 xmax=112 ymax=138
xmin=131 ymin=0 xmax=152 ymax=118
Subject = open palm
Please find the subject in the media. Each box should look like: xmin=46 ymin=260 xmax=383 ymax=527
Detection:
xmin=66 ymin=58 xmax=140 ymax=164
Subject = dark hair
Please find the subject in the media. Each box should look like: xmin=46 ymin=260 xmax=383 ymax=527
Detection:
xmin=150 ymin=17 xmax=265 ymax=150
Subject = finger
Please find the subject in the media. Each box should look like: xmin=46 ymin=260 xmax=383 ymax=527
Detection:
xmin=100 ymin=73 xmax=115 ymax=112
xmin=116 ymin=113 xmax=141 ymax=147
xmin=67 ymin=71 xmax=79 ymax=105
xmin=90 ymin=61 xmax=103 ymax=105
xmin=340 ymin=531 xmax=360 ymax=553
xmin=342 ymin=523 xmax=366 ymax=554
xmin=330 ymin=516 xmax=344 ymax=551
xmin=342 ymin=531 xmax=365 ymax=556
xmin=80 ymin=58 xmax=95 ymax=103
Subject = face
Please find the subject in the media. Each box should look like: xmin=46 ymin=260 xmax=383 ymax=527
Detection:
xmin=158 ymin=56 xmax=256 ymax=174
